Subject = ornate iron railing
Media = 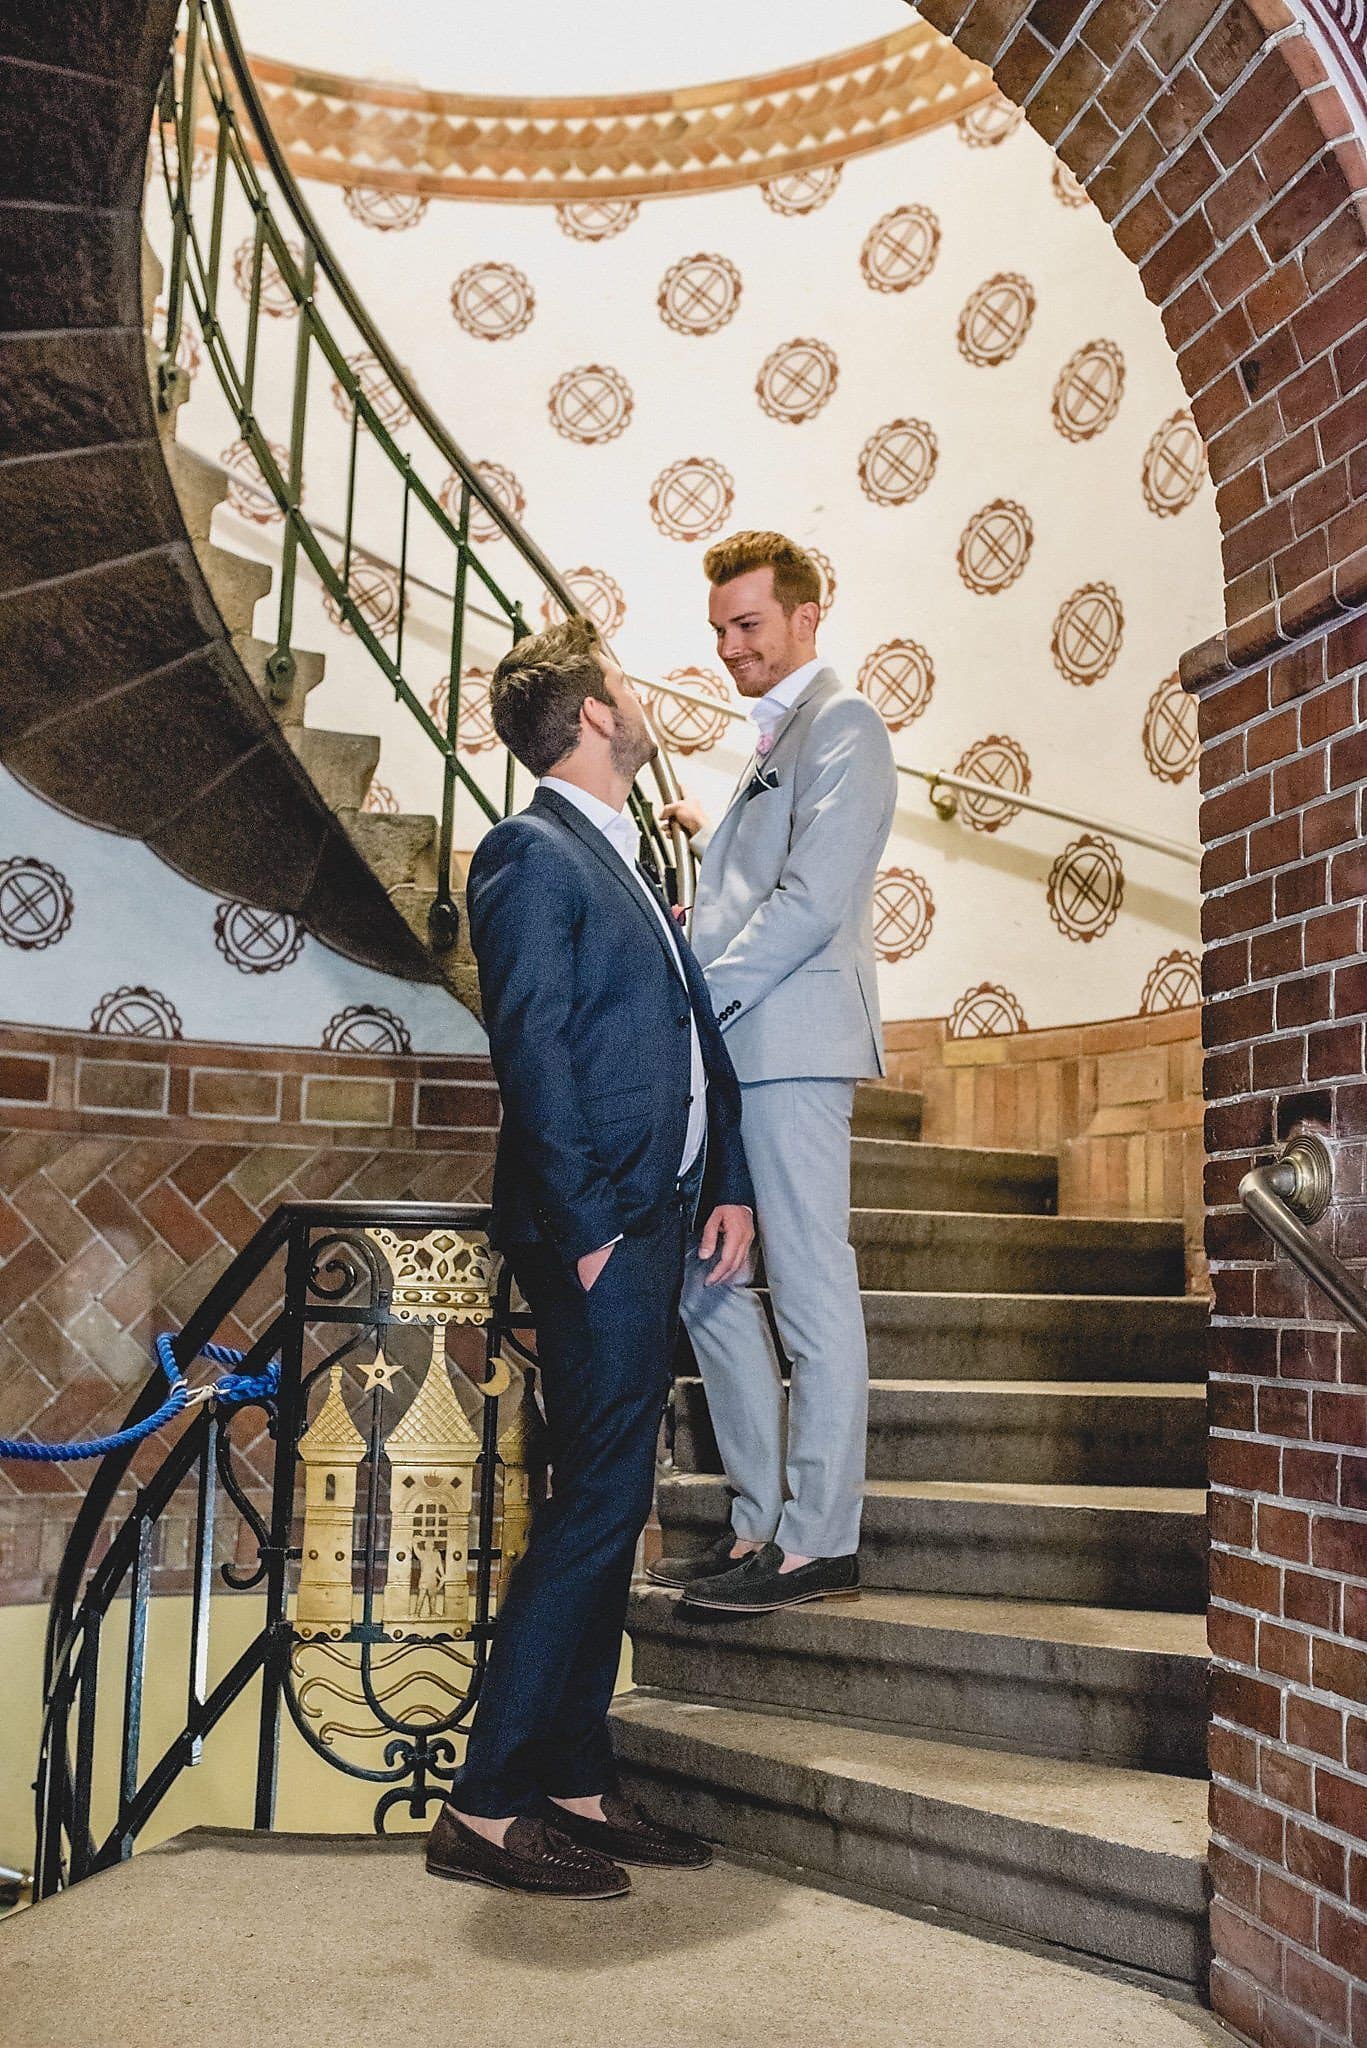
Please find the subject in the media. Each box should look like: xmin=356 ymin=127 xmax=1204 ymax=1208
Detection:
xmin=151 ymin=0 xmax=690 ymax=942
xmin=35 ymin=1201 xmax=535 ymax=1896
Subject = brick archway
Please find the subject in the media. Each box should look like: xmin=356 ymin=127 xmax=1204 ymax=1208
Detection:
xmin=905 ymin=8 xmax=1365 ymax=2045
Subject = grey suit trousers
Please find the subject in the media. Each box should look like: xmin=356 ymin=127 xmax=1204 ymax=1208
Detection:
xmin=681 ymin=1077 xmax=866 ymax=1559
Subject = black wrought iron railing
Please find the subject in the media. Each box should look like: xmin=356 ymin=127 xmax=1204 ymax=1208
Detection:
xmin=151 ymin=0 xmax=691 ymax=942
xmin=35 ymin=1203 xmax=535 ymax=1897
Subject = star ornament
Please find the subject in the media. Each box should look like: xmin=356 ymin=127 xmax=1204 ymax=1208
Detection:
xmin=361 ymin=1347 xmax=401 ymax=1393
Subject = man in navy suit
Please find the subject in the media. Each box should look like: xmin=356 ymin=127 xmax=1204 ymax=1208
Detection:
xmin=426 ymin=616 xmax=754 ymax=1901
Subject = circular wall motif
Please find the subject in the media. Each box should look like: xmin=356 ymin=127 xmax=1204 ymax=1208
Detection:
xmin=221 ymin=438 xmax=288 ymax=525
xmin=213 ymin=901 xmax=304 ymax=975
xmin=450 ymin=262 xmax=535 ymax=341
xmin=343 ymin=187 xmax=429 ymax=231
xmin=440 ymin=461 xmax=527 ymax=544
xmin=541 ymin=567 xmax=627 ymax=636
xmin=873 ymin=868 xmax=935 ymax=963
xmin=364 ymin=781 xmax=400 ymax=814
xmin=953 ymin=734 xmax=1031 ymax=831
xmin=858 ymin=640 xmax=934 ymax=730
xmin=808 ymin=547 xmax=837 ymax=620
xmin=1143 ymin=673 xmax=1200 ymax=782
xmin=859 ymin=205 xmax=940 ymax=293
xmin=231 ymin=234 xmax=301 ymax=317
xmin=0 ymin=857 xmax=73 ymax=950
xmin=949 ymin=982 xmax=1027 ymax=1036
xmin=1052 ymin=339 xmax=1126 ymax=441
xmin=957 ymin=274 xmax=1036 ymax=366
xmin=1143 ymin=411 xmax=1206 ymax=516
xmin=150 ymin=300 xmax=200 ymax=376
xmin=322 ymin=1004 xmax=412 ymax=1055
xmin=324 ymin=557 xmax=405 ymax=640
xmin=1051 ymin=583 xmax=1124 ymax=686
xmin=90 ymin=987 xmax=183 ymax=1039
xmin=548 ymin=364 xmax=634 ymax=445
xmin=429 ymin=669 xmax=498 ymax=752
xmin=1052 ymin=160 xmax=1090 ymax=208
xmin=1141 ymin=950 xmax=1201 ymax=1013
xmin=760 ymin=166 xmax=842 ymax=215
xmin=858 ymin=419 xmax=939 ymax=507
xmin=331 ymin=352 xmax=412 ymax=430
xmin=641 ymin=668 xmax=731 ymax=755
xmin=1047 ymin=834 xmax=1125 ymax=943
xmin=555 ymin=198 xmax=639 ymax=241
xmin=957 ymin=500 xmax=1033 ymax=593
xmin=756 ymin=338 xmax=839 ymax=424
xmin=649 ymin=457 xmax=734 ymax=542
xmin=957 ymin=95 xmax=1024 ymax=147
xmin=658 ymin=254 xmax=742 ymax=337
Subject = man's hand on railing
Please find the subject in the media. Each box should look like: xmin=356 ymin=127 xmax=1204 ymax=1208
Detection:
xmin=660 ymin=795 xmax=710 ymax=841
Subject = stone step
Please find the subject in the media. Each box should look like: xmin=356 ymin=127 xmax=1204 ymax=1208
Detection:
xmin=656 ymin=1472 xmax=1207 ymax=1612
xmin=198 ymin=540 xmax=273 ymax=635
xmin=162 ymin=440 xmax=230 ymax=546
xmin=851 ymin=1137 xmax=1057 ymax=1214
xmin=852 ymin=1084 xmax=922 ymax=1140
xmin=235 ymin=633 xmax=328 ymax=726
xmin=610 ymin=1695 xmax=1210 ymax=1987
xmin=860 ymin=1291 xmax=1208 ymax=1382
xmin=670 ymin=1379 xmax=1207 ymax=1488
xmin=850 ymin=1210 xmax=1186 ymax=1296
xmin=288 ymin=727 xmax=382 ymax=813
xmin=626 ymin=1586 xmax=1210 ymax=1776
xmin=340 ymin=811 xmax=438 ymax=893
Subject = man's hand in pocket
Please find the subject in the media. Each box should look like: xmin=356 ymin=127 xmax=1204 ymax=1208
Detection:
xmin=577 ymin=1240 xmax=618 ymax=1292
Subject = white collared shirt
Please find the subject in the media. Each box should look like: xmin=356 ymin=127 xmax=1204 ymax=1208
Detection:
xmin=541 ymin=777 xmax=707 ymax=1179
xmin=748 ymin=656 xmax=823 ymax=742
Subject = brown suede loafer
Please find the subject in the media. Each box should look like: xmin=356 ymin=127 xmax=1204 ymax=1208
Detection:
xmin=545 ymin=1790 xmax=713 ymax=1869
xmin=425 ymin=1805 xmax=630 ymax=1898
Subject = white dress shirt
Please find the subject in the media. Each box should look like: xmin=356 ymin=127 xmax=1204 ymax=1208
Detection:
xmin=541 ymin=778 xmax=707 ymax=1182
xmin=748 ymin=657 xmax=823 ymax=747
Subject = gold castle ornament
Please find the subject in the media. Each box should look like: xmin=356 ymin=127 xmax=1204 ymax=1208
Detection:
xmin=296 ymin=1365 xmax=366 ymax=1639
xmin=380 ymin=1354 xmax=481 ymax=1637
xmin=366 ymin=1225 xmax=496 ymax=1326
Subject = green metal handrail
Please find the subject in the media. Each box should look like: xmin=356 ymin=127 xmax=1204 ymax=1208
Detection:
xmin=152 ymin=0 xmax=690 ymax=947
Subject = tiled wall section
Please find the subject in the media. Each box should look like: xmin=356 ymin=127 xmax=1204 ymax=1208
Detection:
xmin=0 ymin=1022 xmax=498 ymax=1605
xmin=883 ymin=1005 xmax=1207 ymax=1290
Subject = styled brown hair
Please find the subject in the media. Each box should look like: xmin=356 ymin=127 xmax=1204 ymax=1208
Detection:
xmin=702 ymin=529 xmax=822 ymax=616
xmin=489 ymin=616 xmax=612 ymax=779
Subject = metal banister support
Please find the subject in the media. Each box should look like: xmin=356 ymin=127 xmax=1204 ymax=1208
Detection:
xmin=1239 ymin=1134 xmax=1367 ymax=1336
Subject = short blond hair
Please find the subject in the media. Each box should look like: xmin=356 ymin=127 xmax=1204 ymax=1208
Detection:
xmin=702 ymin=530 xmax=822 ymax=617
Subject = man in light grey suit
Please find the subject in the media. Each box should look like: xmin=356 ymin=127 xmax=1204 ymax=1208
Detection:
xmin=653 ymin=530 xmax=897 ymax=1612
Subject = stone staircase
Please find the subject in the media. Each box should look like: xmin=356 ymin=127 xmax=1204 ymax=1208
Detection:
xmin=614 ymin=1082 xmax=1211 ymax=1991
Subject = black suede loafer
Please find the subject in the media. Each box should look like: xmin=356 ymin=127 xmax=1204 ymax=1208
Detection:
xmin=546 ymin=1791 xmax=713 ymax=1869
xmin=680 ymin=1542 xmax=859 ymax=1613
xmin=425 ymin=1806 xmax=630 ymax=1898
xmin=645 ymin=1533 xmax=759 ymax=1588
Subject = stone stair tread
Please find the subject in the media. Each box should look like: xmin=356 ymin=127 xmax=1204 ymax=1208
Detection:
xmin=852 ymin=1137 xmax=1057 ymax=1168
xmin=853 ymin=1208 xmax=1182 ymax=1238
xmin=862 ymin=1378 xmax=1207 ymax=1400
xmin=662 ymin=1471 xmax=1206 ymax=1515
xmin=611 ymin=1695 xmax=1209 ymax=1865
xmin=862 ymin=1290 xmax=1207 ymax=1307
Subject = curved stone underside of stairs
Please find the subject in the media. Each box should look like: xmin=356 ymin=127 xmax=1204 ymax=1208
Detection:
xmin=0 ymin=3 xmax=460 ymax=1000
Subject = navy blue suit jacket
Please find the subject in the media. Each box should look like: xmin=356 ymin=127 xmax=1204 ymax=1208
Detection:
xmin=466 ymin=784 xmax=754 ymax=1260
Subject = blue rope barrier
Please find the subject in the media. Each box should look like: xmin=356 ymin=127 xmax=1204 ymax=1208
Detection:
xmin=0 ymin=1334 xmax=280 ymax=1462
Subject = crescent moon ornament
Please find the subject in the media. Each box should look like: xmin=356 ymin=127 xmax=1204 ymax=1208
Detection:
xmin=474 ymin=1352 xmax=514 ymax=1400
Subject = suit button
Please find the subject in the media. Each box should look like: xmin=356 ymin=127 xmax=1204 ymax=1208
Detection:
xmin=676 ymin=1015 xmax=689 ymax=1030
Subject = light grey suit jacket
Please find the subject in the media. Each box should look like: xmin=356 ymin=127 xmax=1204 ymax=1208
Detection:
xmin=687 ymin=666 xmax=898 ymax=1084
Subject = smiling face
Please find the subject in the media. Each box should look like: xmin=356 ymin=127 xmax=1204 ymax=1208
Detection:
xmin=708 ymin=565 xmax=820 ymax=700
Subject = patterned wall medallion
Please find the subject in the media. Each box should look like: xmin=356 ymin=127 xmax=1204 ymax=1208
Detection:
xmin=322 ymin=1005 xmax=413 ymax=1054
xmin=213 ymin=901 xmax=305 ymax=974
xmin=429 ymin=669 xmax=498 ymax=752
xmin=231 ymin=233 xmax=301 ymax=317
xmin=548 ymin=365 xmax=634 ymax=445
xmin=858 ymin=419 xmax=939 ymax=506
xmin=956 ymin=95 xmax=1024 ymax=147
xmin=151 ymin=299 xmax=200 ymax=377
xmin=859 ymin=205 xmax=940 ymax=293
xmin=953 ymin=734 xmax=1031 ymax=831
xmin=555 ymin=199 xmax=639 ymax=242
xmin=440 ymin=461 xmax=527 ymax=545
xmin=222 ymin=438 xmax=288 ymax=525
xmin=756 ymin=338 xmax=839 ymax=424
xmin=658 ymin=254 xmax=742 ymax=337
xmin=324 ymin=557 xmax=406 ymax=641
xmin=331 ymin=352 xmax=412 ymax=430
xmin=364 ymin=782 xmax=399 ymax=814
xmin=0 ymin=857 xmax=73 ymax=950
xmin=956 ymin=274 xmax=1036 ymax=366
xmin=1052 ymin=160 xmax=1090 ymax=207
xmin=541 ymin=566 xmax=627 ymax=635
xmin=343 ymin=187 xmax=429 ymax=232
xmin=1142 ymin=673 xmax=1199 ymax=782
xmin=1140 ymin=950 xmax=1200 ymax=1012
xmin=858 ymin=640 xmax=935 ymax=729
xmin=450 ymin=262 xmax=536 ymax=341
xmin=1046 ymin=834 xmax=1124 ymax=943
xmin=948 ymin=982 xmax=1027 ymax=1036
xmin=641 ymin=668 xmax=731 ymax=755
xmin=649 ymin=458 xmax=734 ymax=542
xmin=1051 ymin=339 xmax=1126 ymax=441
xmin=809 ymin=547 xmax=837 ymax=620
xmin=1051 ymin=583 xmax=1124 ymax=685
xmin=90 ymin=987 xmax=184 ymax=1038
xmin=873 ymin=868 xmax=935 ymax=962
xmin=957 ymin=500 xmax=1033 ymax=593
xmin=760 ymin=166 xmax=842 ymax=215
xmin=1142 ymin=411 xmax=1206 ymax=516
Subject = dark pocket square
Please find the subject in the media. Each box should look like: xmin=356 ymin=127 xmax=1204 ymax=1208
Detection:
xmin=744 ymin=767 xmax=781 ymax=800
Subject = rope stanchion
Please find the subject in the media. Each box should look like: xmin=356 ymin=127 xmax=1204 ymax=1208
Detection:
xmin=0 ymin=1334 xmax=280 ymax=1463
